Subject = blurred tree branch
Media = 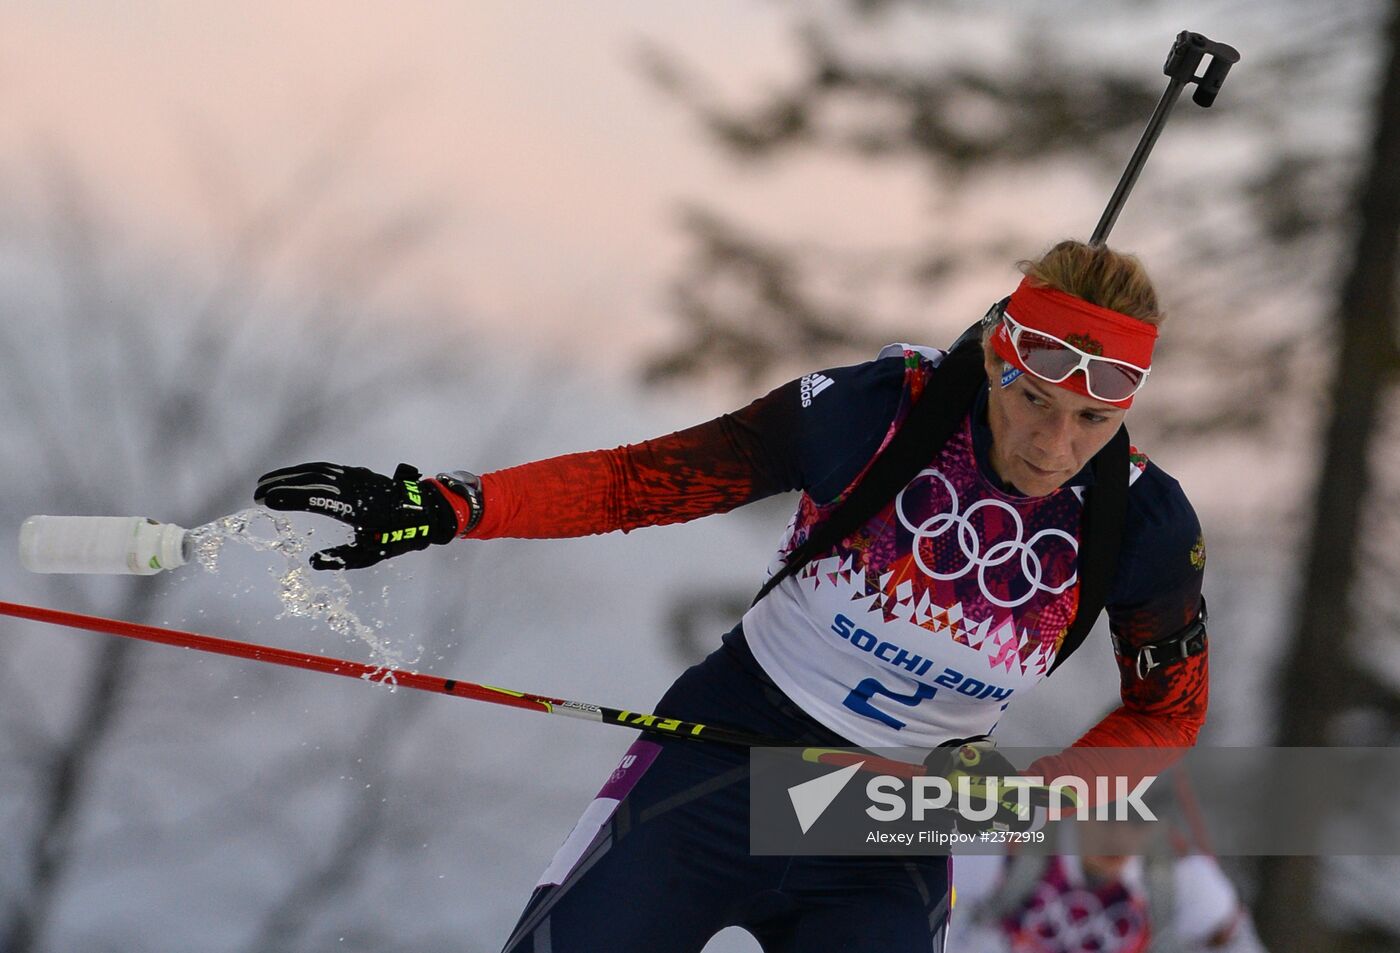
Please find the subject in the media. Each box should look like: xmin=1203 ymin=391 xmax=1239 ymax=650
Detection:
xmin=637 ymin=0 xmax=1364 ymax=436
xmin=0 ymin=126 xmax=473 ymax=951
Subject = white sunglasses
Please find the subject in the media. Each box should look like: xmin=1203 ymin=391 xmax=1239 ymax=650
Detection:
xmin=999 ymin=308 xmax=1151 ymax=403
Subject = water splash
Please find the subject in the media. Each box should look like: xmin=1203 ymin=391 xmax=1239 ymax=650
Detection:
xmin=186 ymin=509 xmax=408 ymax=673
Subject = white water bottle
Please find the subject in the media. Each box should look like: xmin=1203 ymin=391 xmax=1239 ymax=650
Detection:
xmin=19 ymin=516 xmax=191 ymax=575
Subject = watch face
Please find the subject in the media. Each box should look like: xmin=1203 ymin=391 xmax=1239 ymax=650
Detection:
xmin=437 ymin=470 xmax=481 ymax=491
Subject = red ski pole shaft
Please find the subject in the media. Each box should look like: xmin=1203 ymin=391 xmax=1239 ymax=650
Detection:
xmin=0 ymin=599 xmax=925 ymax=776
xmin=0 ymin=598 xmax=550 ymax=709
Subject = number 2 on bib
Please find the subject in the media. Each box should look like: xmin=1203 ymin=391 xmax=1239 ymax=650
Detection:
xmin=841 ymin=678 xmax=938 ymax=730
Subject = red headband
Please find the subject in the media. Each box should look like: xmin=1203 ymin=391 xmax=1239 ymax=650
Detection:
xmin=989 ymin=277 xmax=1159 ymax=407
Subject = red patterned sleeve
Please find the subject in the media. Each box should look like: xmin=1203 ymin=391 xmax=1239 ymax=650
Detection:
xmin=1076 ymin=597 xmax=1209 ymax=751
xmin=468 ymin=385 xmax=805 ymax=539
xmin=1029 ymin=474 xmax=1209 ymax=787
xmin=1028 ymin=592 xmax=1208 ymax=796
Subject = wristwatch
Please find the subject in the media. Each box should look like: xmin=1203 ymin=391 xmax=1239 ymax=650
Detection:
xmin=434 ymin=470 xmax=485 ymax=536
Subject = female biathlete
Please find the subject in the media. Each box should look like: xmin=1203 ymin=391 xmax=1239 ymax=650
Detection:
xmin=255 ymin=240 xmax=1210 ymax=953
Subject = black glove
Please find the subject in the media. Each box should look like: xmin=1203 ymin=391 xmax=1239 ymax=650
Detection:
xmin=924 ymin=736 xmax=1071 ymax=834
xmin=254 ymin=462 xmax=460 ymax=570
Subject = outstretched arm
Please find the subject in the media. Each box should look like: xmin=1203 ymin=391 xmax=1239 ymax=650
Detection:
xmin=470 ymin=391 xmax=803 ymax=539
xmin=255 ymin=356 xmax=907 ymax=567
xmin=470 ymin=357 xmax=909 ymax=539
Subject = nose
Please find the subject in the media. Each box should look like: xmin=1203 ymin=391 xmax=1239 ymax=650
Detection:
xmin=1032 ymin=413 xmax=1076 ymax=466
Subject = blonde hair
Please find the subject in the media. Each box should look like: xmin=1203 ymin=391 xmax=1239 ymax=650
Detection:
xmin=1018 ymin=240 xmax=1163 ymax=325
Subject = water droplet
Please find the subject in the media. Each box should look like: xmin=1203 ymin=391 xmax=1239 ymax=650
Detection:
xmin=185 ymin=508 xmax=408 ymax=670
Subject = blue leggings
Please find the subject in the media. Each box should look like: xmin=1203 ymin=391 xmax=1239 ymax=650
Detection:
xmin=501 ymin=633 xmax=950 ymax=953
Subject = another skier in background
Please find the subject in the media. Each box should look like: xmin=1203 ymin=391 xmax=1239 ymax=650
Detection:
xmin=950 ymin=822 xmax=1266 ymax=953
xmin=255 ymin=240 xmax=1211 ymax=953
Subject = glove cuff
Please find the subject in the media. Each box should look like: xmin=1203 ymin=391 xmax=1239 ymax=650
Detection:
xmin=425 ymin=474 xmax=483 ymax=538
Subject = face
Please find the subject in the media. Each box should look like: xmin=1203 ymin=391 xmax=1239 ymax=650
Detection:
xmin=982 ymin=346 xmax=1127 ymax=497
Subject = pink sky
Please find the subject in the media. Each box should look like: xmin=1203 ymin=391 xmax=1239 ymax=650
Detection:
xmin=0 ymin=1 xmax=948 ymax=365
xmin=0 ymin=2 xmax=1276 ymax=373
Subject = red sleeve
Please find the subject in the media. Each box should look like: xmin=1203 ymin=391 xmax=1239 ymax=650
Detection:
xmin=1027 ymin=460 xmax=1209 ymax=795
xmin=468 ymin=388 xmax=804 ymax=540
xmin=1029 ymin=587 xmax=1208 ymax=792
xmin=465 ymin=356 xmax=908 ymax=540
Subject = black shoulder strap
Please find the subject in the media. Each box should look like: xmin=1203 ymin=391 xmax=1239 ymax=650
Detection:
xmin=1047 ymin=424 xmax=1129 ymax=674
xmin=751 ymin=338 xmax=987 ymax=607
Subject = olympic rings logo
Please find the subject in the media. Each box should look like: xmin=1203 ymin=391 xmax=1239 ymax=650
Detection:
xmin=1018 ymin=884 xmax=1144 ymax=951
xmin=894 ymin=468 xmax=1078 ymax=609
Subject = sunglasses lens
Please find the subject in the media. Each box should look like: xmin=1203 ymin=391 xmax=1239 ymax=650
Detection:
xmin=1011 ymin=322 xmax=1146 ymax=401
xmin=1015 ymin=329 xmax=1081 ymax=382
xmin=1086 ymin=362 xmax=1144 ymax=402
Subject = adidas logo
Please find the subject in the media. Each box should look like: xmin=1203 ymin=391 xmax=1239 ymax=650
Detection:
xmin=799 ymin=373 xmax=835 ymax=407
xmin=308 ymin=496 xmax=354 ymax=519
